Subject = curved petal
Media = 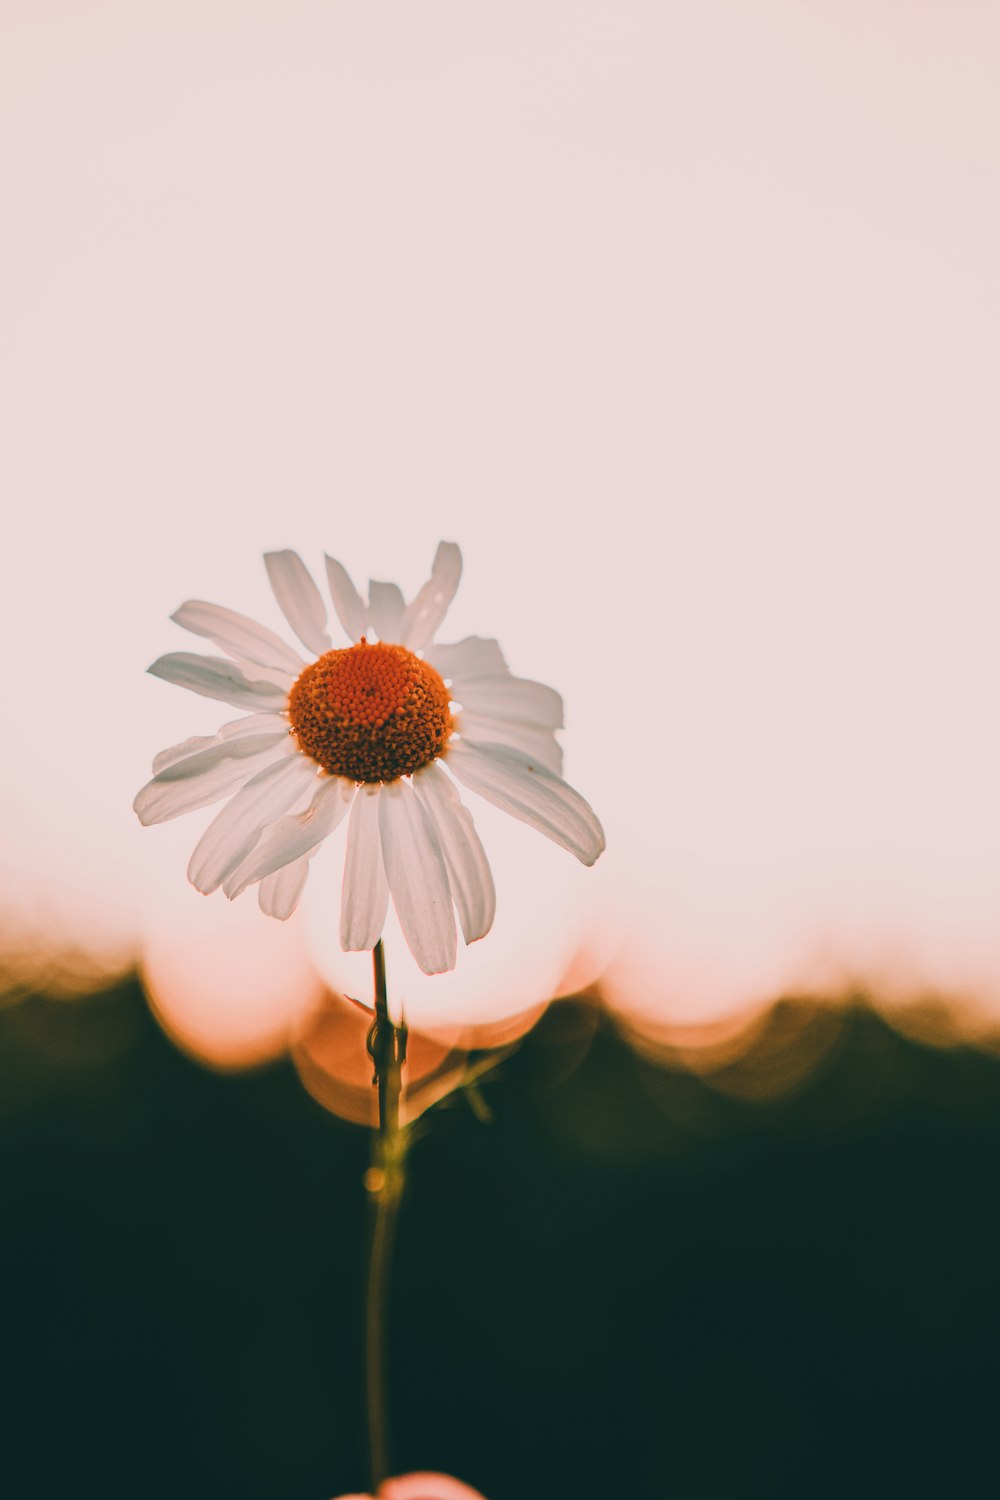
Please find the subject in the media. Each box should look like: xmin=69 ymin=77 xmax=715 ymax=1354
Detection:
xmin=367 ymin=580 xmax=406 ymax=643
xmin=400 ymin=541 xmax=462 ymax=652
xmin=170 ymin=600 xmax=305 ymax=674
xmin=426 ymin=635 xmax=507 ymax=681
xmin=452 ymin=673 xmax=563 ymax=728
xmin=324 ymin=554 xmax=369 ymax=643
xmin=148 ymin=653 xmax=289 ymax=713
xmin=135 ymin=734 xmax=292 ymax=825
xmin=458 ymin=711 xmax=563 ymax=775
xmin=257 ymin=854 xmax=310 ymax=919
xmin=445 ymin=740 xmax=605 ymax=866
xmin=264 ymin=550 xmax=331 ymax=656
xmin=224 ymin=776 xmax=354 ymax=898
xmin=413 ymin=762 xmax=496 ymax=945
xmin=152 ymin=713 xmax=288 ymax=774
xmin=228 ymin=660 xmax=297 ymax=691
xmin=340 ymin=784 xmax=389 ymax=952
xmin=378 ymin=780 xmax=457 ymax=975
xmin=153 ymin=731 xmax=220 ymax=776
xmin=187 ymin=752 xmax=319 ymax=894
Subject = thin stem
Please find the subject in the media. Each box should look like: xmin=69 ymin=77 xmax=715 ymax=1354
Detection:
xmin=365 ymin=1155 xmax=401 ymax=1492
xmin=364 ymin=939 xmax=407 ymax=1495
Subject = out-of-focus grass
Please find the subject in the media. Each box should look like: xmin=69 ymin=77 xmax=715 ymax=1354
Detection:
xmin=2 ymin=980 xmax=999 ymax=1499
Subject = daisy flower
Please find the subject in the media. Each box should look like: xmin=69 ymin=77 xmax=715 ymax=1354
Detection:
xmin=134 ymin=542 xmax=604 ymax=975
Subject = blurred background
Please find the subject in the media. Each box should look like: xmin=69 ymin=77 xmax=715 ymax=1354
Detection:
xmin=2 ymin=2 xmax=999 ymax=1496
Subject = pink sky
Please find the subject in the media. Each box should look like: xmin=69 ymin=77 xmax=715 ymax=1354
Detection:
xmin=2 ymin=0 xmax=999 ymax=1051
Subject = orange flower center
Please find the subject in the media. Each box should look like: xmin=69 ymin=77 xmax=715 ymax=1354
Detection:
xmin=288 ymin=640 xmax=453 ymax=783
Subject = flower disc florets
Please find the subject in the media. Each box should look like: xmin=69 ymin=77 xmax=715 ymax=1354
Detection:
xmin=288 ymin=639 xmax=453 ymax=783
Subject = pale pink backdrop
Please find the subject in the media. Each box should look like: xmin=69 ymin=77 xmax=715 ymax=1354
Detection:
xmin=2 ymin=1 xmax=998 ymax=1058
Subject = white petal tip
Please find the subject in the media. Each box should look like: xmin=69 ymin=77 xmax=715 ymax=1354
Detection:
xmin=132 ymin=787 xmax=176 ymax=827
xmin=575 ymin=828 xmax=606 ymax=866
xmin=417 ymin=956 xmax=457 ymax=976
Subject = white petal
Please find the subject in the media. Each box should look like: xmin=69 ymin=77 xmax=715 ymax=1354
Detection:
xmin=324 ymin=554 xmax=369 ymax=643
xmin=400 ymin=541 xmax=462 ymax=652
xmin=224 ymin=776 xmax=355 ymax=898
xmin=445 ymin=740 xmax=605 ymax=867
xmin=135 ymin=735 xmax=292 ymax=825
xmin=187 ymin=753 xmax=319 ymax=894
xmin=153 ymin=732 xmax=217 ymax=775
xmin=170 ymin=600 xmax=305 ymax=674
xmin=258 ymin=855 xmax=310 ymax=919
xmin=340 ymin=784 xmax=389 ymax=952
xmin=378 ymin=779 xmax=457 ymax=975
xmin=413 ymin=762 xmax=496 ymax=945
xmin=459 ymin=711 xmax=564 ymax=775
xmin=264 ymin=550 xmax=332 ymax=656
xmin=367 ymin=580 xmax=406 ymax=643
xmin=229 ymin=660 xmax=297 ymax=691
xmin=148 ymin=653 xmax=289 ymax=713
xmin=152 ymin=713 xmax=288 ymax=774
xmin=452 ymin=673 xmax=563 ymax=728
xmin=426 ymin=635 xmax=507 ymax=680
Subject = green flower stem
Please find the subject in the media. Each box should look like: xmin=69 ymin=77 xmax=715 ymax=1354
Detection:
xmin=365 ymin=939 xmax=408 ymax=1494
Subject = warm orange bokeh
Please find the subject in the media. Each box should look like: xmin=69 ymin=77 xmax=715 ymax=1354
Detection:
xmin=334 ymin=1473 xmax=487 ymax=1500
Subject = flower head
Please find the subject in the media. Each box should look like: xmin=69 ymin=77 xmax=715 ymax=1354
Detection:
xmin=135 ymin=543 xmax=604 ymax=975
